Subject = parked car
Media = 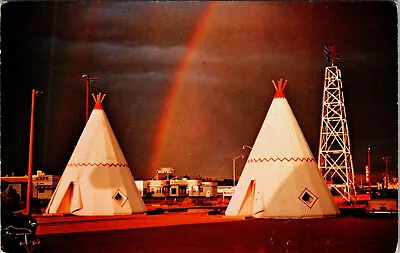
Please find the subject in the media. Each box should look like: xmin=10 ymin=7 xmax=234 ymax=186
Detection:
xmin=1 ymin=181 xmax=40 ymax=253
xmin=1 ymin=211 xmax=40 ymax=253
xmin=366 ymin=198 xmax=398 ymax=215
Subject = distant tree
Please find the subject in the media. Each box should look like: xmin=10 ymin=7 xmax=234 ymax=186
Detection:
xmin=203 ymin=176 xmax=213 ymax=182
xmin=1 ymin=182 xmax=21 ymax=213
xmin=223 ymin=179 xmax=233 ymax=186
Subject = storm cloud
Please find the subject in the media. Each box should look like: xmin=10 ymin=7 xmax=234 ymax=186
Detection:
xmin=1 ymin=1 xmax=397 ymax=179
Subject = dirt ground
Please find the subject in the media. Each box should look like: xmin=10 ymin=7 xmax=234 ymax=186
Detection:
xmin=37 ymin=213 xmax=398 ymax=253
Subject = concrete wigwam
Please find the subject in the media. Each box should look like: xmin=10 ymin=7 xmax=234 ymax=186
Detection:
xmin=225 ymin=79 xmax=339 ymax=219
xmin=46 ymin=93 xmax=146 ymax=215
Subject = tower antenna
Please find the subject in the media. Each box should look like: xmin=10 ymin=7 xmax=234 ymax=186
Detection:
xmin=318 ymin=45 xmax=356 ymax=203
xmin=324 ymin=44 xmax=341 ymax=66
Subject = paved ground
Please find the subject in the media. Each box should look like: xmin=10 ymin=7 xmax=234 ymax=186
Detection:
xmin=36 ymin=213 xmax=398 ymax=253
xmin=36 ymin=211 xmax=238 ymax=235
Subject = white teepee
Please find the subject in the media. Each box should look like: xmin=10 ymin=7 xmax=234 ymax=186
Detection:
xmin=225 ymin=79 xmax=339 ymax=219
xmin=46 ymin=93 xmax=146 ymax=215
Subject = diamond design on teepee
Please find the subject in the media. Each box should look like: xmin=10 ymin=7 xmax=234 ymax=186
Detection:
xmin=112 ymin=189 xmax=128 ymax=207
xmin=298 ymin=188 xmax=318 ymax=209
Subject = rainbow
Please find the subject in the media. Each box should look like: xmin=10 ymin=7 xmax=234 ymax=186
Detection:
xmin=149 ymin=2 xmax=218 ymax=173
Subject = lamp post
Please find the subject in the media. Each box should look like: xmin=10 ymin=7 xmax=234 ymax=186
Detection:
xmin=382 ymin=156 xmax=391 ymax=188
xmin=79 ymin=74 xmax=100 ymax=123
xmin=242 ymin=145 xmax=253 ymax=150
xmin=367 ymin=148 xmax=371 ymax=192
xmin=26 ymin=89 xmax=40 ymax=215
xmin=232 ymin=155 xmax=244 ymax=187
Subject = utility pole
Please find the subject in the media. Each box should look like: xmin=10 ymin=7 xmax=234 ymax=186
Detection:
xmin=26 ymin=89 xmax=40 ymax=215
xmin=79 ymin=74 xmax=100 ymax=122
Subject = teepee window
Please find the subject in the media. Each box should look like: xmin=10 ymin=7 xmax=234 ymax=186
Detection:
xmin=112 ymin=189 xmax=128 ymax=207
xmin=302 ymin=192 xmax=311 ymax=202
xmin=299 ymin=188 xmax=318 ymax=209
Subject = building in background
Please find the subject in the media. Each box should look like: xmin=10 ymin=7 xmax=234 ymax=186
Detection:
xmin=144 ymin=178 xmax=218 ymax=198
xmin=32 ymin=171 xmax=60 ymax=200
xmin=1 ymin=171 xmax=60 ymax=205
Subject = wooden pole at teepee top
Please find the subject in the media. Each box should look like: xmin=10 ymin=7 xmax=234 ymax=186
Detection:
xmin=282 ymin=80 xmax=288 ymax=91
xmin=100 ymin=93 xmax=106 ymax=103
xmin=272 ymin=79 xmax=288 ymax=91
xmin=272 ymin=80 xmax=278 ymax=91
xmin=92 ymin=93 xmax=106 ymax=104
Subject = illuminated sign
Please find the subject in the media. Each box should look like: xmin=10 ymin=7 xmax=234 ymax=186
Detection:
xmin=365 ymin=165 xmax=370 ymax=183
xmin=157 ymin=167 xmax=175 ymax=174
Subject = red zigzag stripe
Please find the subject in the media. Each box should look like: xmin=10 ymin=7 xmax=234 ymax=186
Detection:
xmin=247 ymin=157 xmax=315 ymax=163
xmin=67 ymin=162 xmax=129 ymax=167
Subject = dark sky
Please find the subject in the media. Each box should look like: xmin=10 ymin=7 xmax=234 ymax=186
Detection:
xmin=1 ymin=1 xmax=398 ymax=180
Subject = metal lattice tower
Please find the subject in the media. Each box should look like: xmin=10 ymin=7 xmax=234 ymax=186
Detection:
xmin=318 ymin=46 xmax=356 ymax=202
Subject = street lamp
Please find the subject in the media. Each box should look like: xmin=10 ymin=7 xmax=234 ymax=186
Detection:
xmin=243 ymin=145 xmax=253 ymax=150
xmin=78 ymin=74 xmax=100 ymax=123
xmin=367 ymin=148 xmax=371 ymax=192
xmin=233 ymin=155 xmax=244 ymax=187
xmin=382 ymin=156 xmax=391 ymax=188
